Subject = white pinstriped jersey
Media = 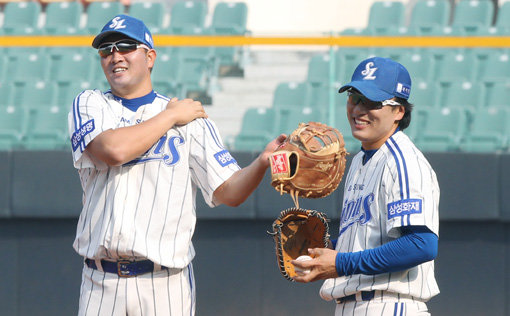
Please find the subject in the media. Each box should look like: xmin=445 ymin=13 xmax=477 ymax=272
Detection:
xmin=320 ymin=131 xmax=440 ymax=301
xmin=68 ymin=89 xmax=240 ymax=269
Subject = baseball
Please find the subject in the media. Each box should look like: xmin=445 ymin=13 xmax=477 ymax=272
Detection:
xmin=294 ymin=255 xmax=313 ymax=275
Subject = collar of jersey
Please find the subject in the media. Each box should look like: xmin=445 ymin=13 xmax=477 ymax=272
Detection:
xmin=111 ymin=90 xmax=157 ymax=112
xmin=361 ymin=127 xmax=401 ymax=165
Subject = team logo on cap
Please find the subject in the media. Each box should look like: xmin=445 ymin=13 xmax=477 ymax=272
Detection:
xmin=361 ymin=62 xmax=377 ymax=80
xmin=109 ymin=17 xmax=127 ymax=30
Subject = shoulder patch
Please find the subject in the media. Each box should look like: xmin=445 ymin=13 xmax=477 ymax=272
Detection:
xmin=72 ymin=119 xmax=95 ymax=151
xmin=387 ymin=199 xmax=422 ymax=219
xmin=214 ymin=149 xmax=237 ymax=167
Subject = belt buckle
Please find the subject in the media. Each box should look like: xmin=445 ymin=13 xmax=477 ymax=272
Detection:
xmin=117 ymin=261 xmax=133 ymax=277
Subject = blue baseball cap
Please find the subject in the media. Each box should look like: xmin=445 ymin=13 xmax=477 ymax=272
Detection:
xmin=92 ymin=14 xmax=154 ymax=49
xmin=339 ymin=57 xmax=411 ymax=101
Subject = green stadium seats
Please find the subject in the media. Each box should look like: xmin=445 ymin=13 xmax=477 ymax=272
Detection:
xmin=307 ymin=54 xmax=334 ymax=88
xmin=165 ymin=1 xmax=207 ymax=34
xmin=404 ymin=107 xmax=428 ymax=143
xmin=494 ymin=2 xmax=510 ymax=34
xmin=441 ymin=81 xmax=483 ymax=112
xmin=2 ymin=2 xmax=42 ymax=35
xmin=399 ymin=51 xmax=435 ymax=82
xmin=128 ymin=2 xmax=166 ymax=34
xmin=272 ymin=82 xmax=309 ymax=111
xmin=234 ymin=107 xmax=277 ymax=152
xmin=209 ymin=2 xmax=248 ymax=35
xmin=308 ymin=84 xmax=343 ymax=111
xmin=485 ymin=82 xmax=510 ymax=108
xmin=51 ymin=52 xmax=96 ymax=84
xmin=0 ymin=106 xmax=26 ymax=150
xmin=365 ymin=1 xmax=405 ymax=35
xmin=13 ymin=81 xmax=58 ymax=109
xmin=23 ymin=107 xmax=69 ymax=150
xmin=478 ymin=52 xmax=510 ymax=85
xmin=435 ymin=51 xmax=477 ymax=83
xmin=463 ymin=106 xmax=510 ymax=152
xmin=56 ymin=81 xmax=92 ymax=112
xmin=277 ymin=107 xmax=326 ymax=134
xmin=409 ymin=80 xmax=440 ymax=108
xmin=451 ymin=0 xmax=494 ymax=35
xmin=408 ymin=0 xmax=450 ymax=35
xmin=331 ymin=101 xmax=359 ymax=154
xmin=0 ymin=81 xmax=13 ymax=108
xmin=43 ymin=1 xmax=84 ymax=35
xmin=84 ymin=2 xmax=125 ymax=34
xmin=6 ymin=52 xmax=51 ymax=84
xmin=415 ymin=106 xmax=469 ymax=152
xmin=151 ymin=53 xmax=183 ymax=98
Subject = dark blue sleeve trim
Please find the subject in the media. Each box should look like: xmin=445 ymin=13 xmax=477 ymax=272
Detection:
xmin=331 ymin=239 xmax=338 ymax=249
xmin=335 ymin=226 xmax=438 ymax=276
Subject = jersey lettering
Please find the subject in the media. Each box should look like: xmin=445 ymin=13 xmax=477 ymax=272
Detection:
xmin=125 ymin=135 xmax=184 ymax=166
xmin=387 ymin=198 xmax=422 ymax=219
xmin=72 ymin=119 xmax=95 ymax=151
xmin=339 ymin=193 xmax=374 ymax=235
xmin=214 ymin=149 xmax=237 ymax=167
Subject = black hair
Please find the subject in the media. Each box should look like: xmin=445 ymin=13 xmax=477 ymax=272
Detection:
xmin=395 ymin=97 xmax=413 ymax=130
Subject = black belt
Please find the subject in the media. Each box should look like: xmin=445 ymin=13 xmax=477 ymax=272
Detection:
xmin=336 ymin=291 xmax=375 ymax=304
xmin=85 ymin=258 xmax=166 ymax=277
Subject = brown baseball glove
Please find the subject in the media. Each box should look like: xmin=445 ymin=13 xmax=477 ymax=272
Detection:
xmin=268 ymin=208 xmax=330 ymax=281
xmin=269 ymin=122 xmax=347 ymax=207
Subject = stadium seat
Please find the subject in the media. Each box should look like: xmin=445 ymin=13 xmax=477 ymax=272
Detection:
xmin=435 ymin=51 xmax=477 ymax=83
xmin=0 ymin=106 xmax=27 ymax=150
xmin=485 ymin=82 xmax=510 ymax=108
xmin=234 ymin=107 xmax=278 ymax=152
xmin=441 ymin=81 xmax=483 ymax=113
xmin=415 ymin=106 xmax=469 ymax=152
xmin=272 ymin=82 xmax=309 ymax=111
xmin=365 ymin=1 xmax=405 ymax=35
xmin=276 ymin=107 xmax=326 ymax=134
xmin=176 ymin=58 xmax=212 ymax=103
xmin=209 ymin=2 xmax=248 ymax=35
xmin=56 ymin=81 xmax=93 ymax=111
xmin=494 ymin=2 xmax=510 ymax=35
xmin=332 ymin=101 xmax=359 ymax=154
xmin=463 ymin=106 xmax=510 ymax=152
xmin=84 ymin=2 xmax=125 ymax=34
xmin=23 ymin=107 xmax=69 ymax=150
xmin=308 ymin=84 xmax=344 ymax=111
xmin=43 ymin=1 xmax=84 ymax=35
xmin=407 ymin=0 xmax=450 ymax=35
xmin=2 ymin=1 xmax=42 ymax=35
xmin=51 ymin=52 xmax=96 ymax=84
xmin=409 ymin=80 xmax=440 ymax=108
xmin=128 ymin=2 xmax=166 ymax=34
xmin=399 ymin=51 xmax=435 ymax=82
xmin=478 ymin=51 xmax=510 ymax=85
xmin=6 ymin=52 xmax=51 ymax=83
xmin=307 ymin=54 xmax=334 ymax=88
xmin=13 ymin=81 xmax=59 ymax=109
xmin=151 ymin=53 xmax=183 ymax=98
xmin=450 ymin=0 xmax=494 ymax=35
xmin=165 ymin=1 xmax=207 ymax=34
xmin=0 ymin=81 xmax=13 ymax=108
xmin=404 ymin=107 xmax=428 ymax=143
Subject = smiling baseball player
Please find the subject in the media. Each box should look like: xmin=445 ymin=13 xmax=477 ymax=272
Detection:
xmin=292 ymin=57 xmax=440 ymax=316
xmin=68 ymin=15 xmax=284 ymax=315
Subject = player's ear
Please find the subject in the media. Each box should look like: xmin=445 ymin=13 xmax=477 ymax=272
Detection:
xmin=393 ymin=104 xmax=405 ymax=121
xmin=146 ymin=49 xmax=156 ymax=69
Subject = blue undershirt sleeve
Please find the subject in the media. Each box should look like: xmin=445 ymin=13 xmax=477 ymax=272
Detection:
xmin=335 ymin=226 xmax=438 ymax=276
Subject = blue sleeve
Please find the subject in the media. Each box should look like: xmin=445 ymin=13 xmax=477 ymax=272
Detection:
xmin=335 ymin=226 xmax=438 ymax=276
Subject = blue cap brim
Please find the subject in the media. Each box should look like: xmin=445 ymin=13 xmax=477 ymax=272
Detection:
xmin=339 ymin=81 xmax=394 ymax=102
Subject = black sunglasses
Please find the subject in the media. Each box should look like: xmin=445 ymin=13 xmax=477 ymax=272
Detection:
xmin=98 ymin=40 xmax=149 ymax=58
xmin=347 ymin=89 xmax=400 ymax=110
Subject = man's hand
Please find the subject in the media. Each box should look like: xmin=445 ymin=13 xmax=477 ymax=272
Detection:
xmin=166 ymin=97 xmax=208 ymax=125
xmin=291 ymin=248 xmax=339 ymax=283
xmin=257 ymin=134 xmax=287 ymax=168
